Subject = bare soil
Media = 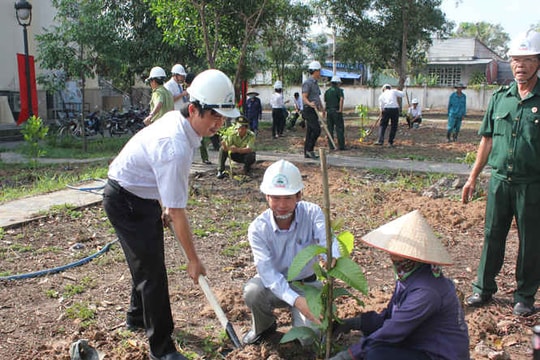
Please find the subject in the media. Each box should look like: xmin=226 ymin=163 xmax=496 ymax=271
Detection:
xmin=1 ymin=117 xmax=537 ymax=360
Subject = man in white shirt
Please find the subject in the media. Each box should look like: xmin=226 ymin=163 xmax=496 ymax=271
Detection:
xmin=376 ymin=84 xmax=404 ymax=147
xmin=242 ymin=160 xmax=340 ymax=345
xmin=103 ymin=69 xmax=240 ymax=360
xmin=406 ymin=98 xmax=422 ymax=129
xmin=164 ymin=64 xmax=188 ymax=111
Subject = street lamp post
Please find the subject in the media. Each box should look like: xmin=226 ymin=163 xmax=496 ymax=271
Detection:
xmin=14 ymin=0 xmax=33 ymax=119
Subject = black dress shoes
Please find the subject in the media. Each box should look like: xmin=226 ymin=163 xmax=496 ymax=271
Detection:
xmin=513 ymin=302 xmax=535 ymax=317
xmin=465 ymin=293 xmax=492 ymax=307
xmin=242 ymin=322 xmax=277 ymax=345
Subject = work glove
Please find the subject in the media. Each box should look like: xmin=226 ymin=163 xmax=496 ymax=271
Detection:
xmin=329 ymin=350 xmax=353 ymax=360
xmin=333 ymin=316 xmax=362 ymax=336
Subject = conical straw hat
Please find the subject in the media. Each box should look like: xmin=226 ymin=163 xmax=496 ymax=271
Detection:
xmin=361 ymin=210 xmax=453 ymax=265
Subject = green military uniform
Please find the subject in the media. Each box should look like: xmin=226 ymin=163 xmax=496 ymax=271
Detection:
xmin=473 ymin=79 xmax=540 ymax=307
xmin=324 ymin=84 xmax=345 ymax=150
xmin=149 ymin=85 xmax=174 ymax=123
xmin=218 ymin=127 xmax=256 ymax=173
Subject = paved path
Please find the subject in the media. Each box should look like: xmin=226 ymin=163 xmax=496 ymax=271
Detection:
xmin=0 ymin=148 xmax=479 ymax=229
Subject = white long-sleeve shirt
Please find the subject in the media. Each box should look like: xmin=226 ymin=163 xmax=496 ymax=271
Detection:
xmin=247 ymin=201 xmax=341 ymax=306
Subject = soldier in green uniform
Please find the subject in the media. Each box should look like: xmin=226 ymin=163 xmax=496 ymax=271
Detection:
xmin=216 ymin=116 xmax=256 ymax=179
xmin=462 ymin=30 xmax=540 ymax=317
xmin=143 ymin=66 xmax=174 ymax=126
xmin=324 ymin=76 xmax=346 ymax=150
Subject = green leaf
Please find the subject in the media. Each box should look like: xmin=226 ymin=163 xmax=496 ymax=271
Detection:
xmin=287 ymin=244 xmax=326 ymax=281
xmin=328 ymin=257 xmax=368 ymax=294
xmin=294 ymin=283 xmax=324 ymax=319
xmin=280 ymin=326 xmax=319 ymax=344
xmin=337 ymin=231 xmax=354 ymax=257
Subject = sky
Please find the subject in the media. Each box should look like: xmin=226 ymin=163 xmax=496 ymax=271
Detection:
xmin=440 ymin=0 xmax=539 ymax=41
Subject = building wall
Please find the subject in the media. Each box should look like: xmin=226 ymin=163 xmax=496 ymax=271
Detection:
xmin=1 ymin=0 xmax=57 ymax=121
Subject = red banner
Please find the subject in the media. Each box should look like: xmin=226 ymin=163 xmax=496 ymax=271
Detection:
xmin=16 ymin=53 xmax=38 ymax=125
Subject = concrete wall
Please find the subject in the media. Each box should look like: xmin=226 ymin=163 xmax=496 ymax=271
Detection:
xmin=250 ymin=84 xmax=497 ymax=113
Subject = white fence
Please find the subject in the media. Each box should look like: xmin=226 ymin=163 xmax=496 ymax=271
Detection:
xmin=251 ymin=84 xmax=498 ymax=113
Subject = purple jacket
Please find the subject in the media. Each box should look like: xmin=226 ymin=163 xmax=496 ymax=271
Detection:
xmin=349 ymin=264 xmax=470 ymax=360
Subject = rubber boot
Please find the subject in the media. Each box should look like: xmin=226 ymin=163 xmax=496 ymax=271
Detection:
xmin=453 ymin=132 xmax=458 ymax=142
xmin=446 ymin=131 xmax=452 ymax=142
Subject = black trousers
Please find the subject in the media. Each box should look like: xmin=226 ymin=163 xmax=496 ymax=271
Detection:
xmin=218 ymin=149 xmax=256 ymax=172
xmin=272 ymin=108 xmax=286 ymax=137
xmin=302 ymin=106 xmax=321 ymax=153
xmin=378 ymin=107 xmax=400 ymax=145
xmin=103 ymin=179 xmax=176 ymax=357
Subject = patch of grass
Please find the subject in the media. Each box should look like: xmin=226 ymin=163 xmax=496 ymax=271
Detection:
xmin=36 ymin=246 xmax=62 ymax=254
xmin=1 ymin=162 xmax=109 ymax=203
xmin=63 ymin=284 xmax=86 ymax=297
xmin=65 ymin=302 xmax=96 ymax=327
xmin=45 ymin=289 xmax=60 ymax=299
xmin=42 ymin=135 xmax=129 ymax=159
xmin=8 ymin=243 xmax=33 ymax=253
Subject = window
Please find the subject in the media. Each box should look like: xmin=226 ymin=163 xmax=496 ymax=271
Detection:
xmin=428 ymin=67 xmax=462 ymax=87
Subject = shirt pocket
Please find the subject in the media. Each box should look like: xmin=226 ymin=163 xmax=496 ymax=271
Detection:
xmin=493 ymin=112 xmax=512 ymax=136
xmin=522 ymin=113 xmax=540 ymax=141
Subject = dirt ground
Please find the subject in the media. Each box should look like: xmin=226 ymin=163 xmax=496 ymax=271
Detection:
xmin=1 ymin=116 xmax=538 ymax=359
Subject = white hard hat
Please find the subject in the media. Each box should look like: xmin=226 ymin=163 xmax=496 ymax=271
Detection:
xmin=508 ymin=30 xmax=540 ymax=57
xmin=260 ymin=159 xmax=304 ymax=196
xmin=146 ymin=66 xmax=167 ymax=82
xmin=308 ymin=61 xmax=322 ymax=70
xmin=171 ymin=64 xmax=187 ymax=76
xmin=274 ymin=80 xmax=283 ymax=89
xmin=381 ymin=84 xmax=391 ymax=92
xmin=331 ymin=76 xmax=341 ymax=83
xmin=186 ymin=69 xmax=240 ymax=118
xmin=411 ymin=98 xmax=419 ymax=104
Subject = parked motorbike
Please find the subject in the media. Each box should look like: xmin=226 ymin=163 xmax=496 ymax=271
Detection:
xmin=106 ymin=107 xmax=146 ymax=137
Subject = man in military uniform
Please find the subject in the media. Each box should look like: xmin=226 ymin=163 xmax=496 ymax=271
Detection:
xmin=462 ymin=30 xmax=540 ymax=317
xmin=324 ymin=76 xmax=346 ymax=150
xmin=217 ymin=116 xmax=256 ymax=178
xmin=302 ymin=61 xmax=324 ymax=159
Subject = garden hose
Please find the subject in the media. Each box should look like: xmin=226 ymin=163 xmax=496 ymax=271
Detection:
xmin=66 ymin=178 xmax=107 ymax=193
xmin=0 ymin=239 xmax=118 ymax=281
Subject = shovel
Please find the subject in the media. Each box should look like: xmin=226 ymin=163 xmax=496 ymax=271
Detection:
xmin=168 ymin=223 xmax=242 ymax=349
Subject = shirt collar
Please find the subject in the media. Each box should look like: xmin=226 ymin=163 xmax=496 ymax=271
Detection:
xmin=181 ymin=114 xmax=202 ymax=149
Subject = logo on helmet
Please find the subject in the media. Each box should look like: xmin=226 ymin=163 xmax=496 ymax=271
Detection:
xmin=272 ymin=174 xmax=289 ymax=189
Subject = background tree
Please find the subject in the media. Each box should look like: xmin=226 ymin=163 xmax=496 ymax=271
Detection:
xmin=320 ymin=0 xmax=450 ymax=89
xmin=262 ymin=1 xmax=314 ymax=85
xmin=453 ymin=22 xmax=510 ymax=58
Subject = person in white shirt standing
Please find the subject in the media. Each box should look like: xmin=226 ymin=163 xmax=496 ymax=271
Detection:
xmin=103 ymin=69 xmax=240 ymax=360
xmin=242 ymin=160 xmax=341 ymax=345
xmin=376 ymin=84 xmax=404 ymax=147
xmin=270 ymin=80 xmax=286 ymax=138
xmin=164 ymin=64 xmax=188 ymax=111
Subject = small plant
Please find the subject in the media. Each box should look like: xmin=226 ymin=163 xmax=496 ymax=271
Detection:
xmin=281 ymin=231 xmax=368 ymax=357
xmin=65 ymin=302 xmax=96 ymax=327
xmin=463 ymin=151 xmax=477 ymax=166
xmin=63 ymin=284 xmax=85 ymax=297
xmin=355 ymin=104 xmax=371 ymax=142
xmin=21 ymin=115 xmax=49 ymax=162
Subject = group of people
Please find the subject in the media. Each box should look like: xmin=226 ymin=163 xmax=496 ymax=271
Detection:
xmin=102 ymin=28 xmax=540 ymax=360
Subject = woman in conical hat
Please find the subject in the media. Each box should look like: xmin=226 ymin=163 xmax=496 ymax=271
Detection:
xmin=330 ymin=210 xmax=470 ymax=360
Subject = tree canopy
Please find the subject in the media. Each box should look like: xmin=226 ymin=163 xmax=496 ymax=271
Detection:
xmin=452 ymin=21 xmax=510 ymax=58
xmin=319 ymin=0 xmax=451 ymax=88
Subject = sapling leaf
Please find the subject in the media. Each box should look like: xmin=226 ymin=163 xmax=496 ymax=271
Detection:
xmin=295 ymin=283 xmax=324 ymax=320
xmin=328 ymin=257 xmax=368 ymax=294
xmin=280 ymin=326 xmax=319 ymax=344
xmin=337 ymin=231 xmax=354 ymax=257
xmin=287 ymin=244 xmax=326 ymax=281
xmin=332 ymin=287 xmax=365 ymax=307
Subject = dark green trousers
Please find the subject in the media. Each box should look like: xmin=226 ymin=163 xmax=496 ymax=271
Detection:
xmin=326 ymin=109 xmax=345 ymax=150
xmin=473 ymin=176 xmax=540 ymax=305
